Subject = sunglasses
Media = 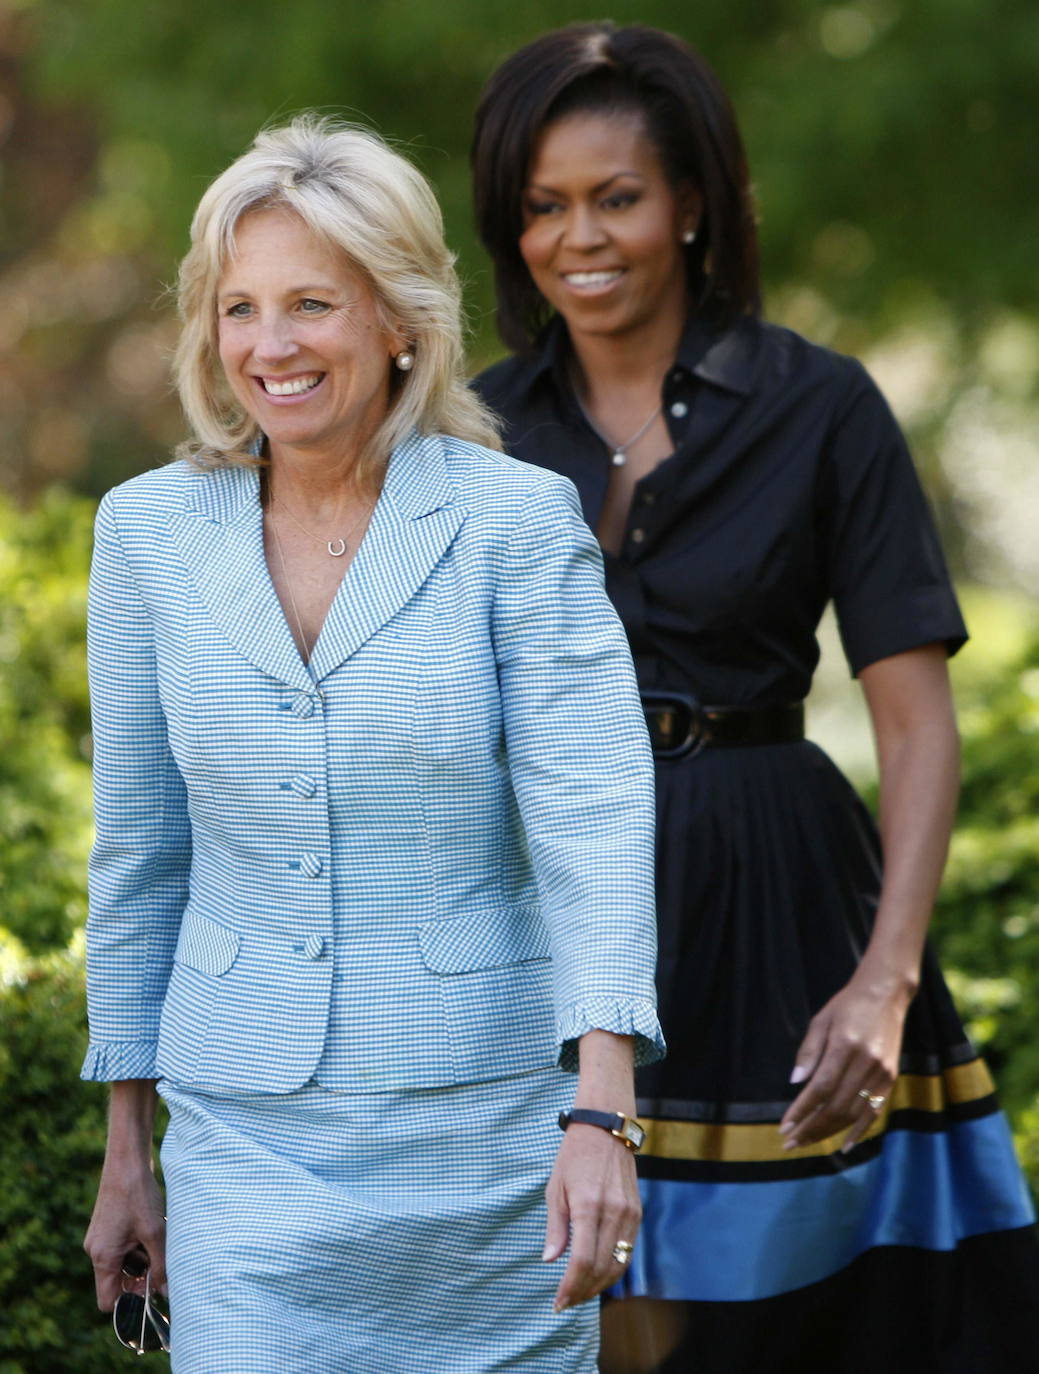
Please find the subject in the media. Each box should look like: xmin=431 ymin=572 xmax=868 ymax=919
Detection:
xmin=113 ymin=1249 xmax=171 ymax=1356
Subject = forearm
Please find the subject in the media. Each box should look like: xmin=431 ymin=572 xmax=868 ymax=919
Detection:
xmin=861 ymin=661 xmax=960 ymax=996
xmin=573 ymin=1029 xmax=636 ymax=1116
xmin=104 ymin=1079 xmax=161 ymax=1168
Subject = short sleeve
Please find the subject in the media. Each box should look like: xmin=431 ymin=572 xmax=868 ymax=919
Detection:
xmin=821 ymin=363 xmax=968 ymax=677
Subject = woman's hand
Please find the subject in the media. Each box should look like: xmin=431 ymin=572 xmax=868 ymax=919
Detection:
xmin=84 ymin=1160 xmax=167 ymax=1310
xmin=779 ymin=970 xmax=912 ymax=1152
xmin=547 ymin=1029 xmax=640 ymax=1310
xmin=780 ymin=646 xmax=960 ymax=1155
xmin=544 ymin=1121 xmax=641 ymax=1311
xmin=83 ymin=1078 xmax=165 ymax=1310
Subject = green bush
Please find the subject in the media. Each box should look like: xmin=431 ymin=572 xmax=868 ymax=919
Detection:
xmin=931 ymin=637 xmax=1039 ymax=1166
xmin=0 ymin=490 xmax=93 ymax=953
xmin=0 ymin=938 xmax=114 ymax=1373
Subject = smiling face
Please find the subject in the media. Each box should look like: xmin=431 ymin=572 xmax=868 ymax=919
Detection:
xmin=216 ymin=207 xmax=402 ymax=464
xmin=519 ymin=109 xmax=699 ymax=347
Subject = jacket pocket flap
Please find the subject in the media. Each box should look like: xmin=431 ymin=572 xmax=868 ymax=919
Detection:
xmin=419 ymin=905 xmax=550 ymax=975
xmin=174 ymin=907 xmax=241 ymax=976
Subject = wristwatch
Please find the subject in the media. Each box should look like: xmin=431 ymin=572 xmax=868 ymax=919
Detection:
xmin=558 ymin=1108 xmax=646 ymax=1154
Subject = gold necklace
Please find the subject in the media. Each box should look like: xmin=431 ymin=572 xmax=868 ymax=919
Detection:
xmin=271 ymin=490 xmax=373 ymax=558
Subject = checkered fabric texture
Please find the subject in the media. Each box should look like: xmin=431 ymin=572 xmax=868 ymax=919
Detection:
xmin=82 ymin=430 xmax=664 ymax=1095
xmin=159 ymin=1069 xmax=597 ymax=1372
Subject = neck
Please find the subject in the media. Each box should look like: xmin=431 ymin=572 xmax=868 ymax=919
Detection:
xmin=266 ymin=442 xmax=372 ymax=515
xmin=567 ymin=309 xmax=687 ymax=408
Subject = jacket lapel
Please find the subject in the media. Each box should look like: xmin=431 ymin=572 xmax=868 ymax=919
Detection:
xmin=308 ymin=432 xmax=466 ymax=683
xmin=168 ymin=464 xmax=314 ymax=694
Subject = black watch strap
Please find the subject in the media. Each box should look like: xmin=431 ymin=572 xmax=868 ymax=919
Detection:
xmin=558 ymin=1108 xmax=646 ymax=1153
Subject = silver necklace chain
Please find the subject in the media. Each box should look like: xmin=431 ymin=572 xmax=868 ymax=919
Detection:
xmin=572 ymin=387 xmax=663 ymax=469
xmin=271 ymin=490 xmax=372 ymax=558
xmin=267 ymin=514 xmax=314 ymax=661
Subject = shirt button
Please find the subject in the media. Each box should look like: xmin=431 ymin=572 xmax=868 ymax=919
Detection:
xmin=289 ymin=774 xmax=318 ymax=798
xmin=630 ymin=529 xmax=646 ymax=544
xmin=291 ymin=694 xmax=315 ymax=719
xmin=641 ymin=492 xmax=657 ymax=506
xmin=669 ymin=401 xmax=689 ymax=418
xmin=299 ymin=852 xmax=323 ymax=878
xmin=303 ymin=933 xmax=326 ymax=960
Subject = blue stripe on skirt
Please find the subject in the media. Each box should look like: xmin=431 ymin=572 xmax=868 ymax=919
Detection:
xmin=158 ymin=1069 xmax=596 ymax=1373
xmin=615 ymin=1113 xmax=1035 ymax=1303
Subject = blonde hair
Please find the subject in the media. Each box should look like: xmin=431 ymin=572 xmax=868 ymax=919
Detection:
xmin=174 ymin=115 xmax=501 ymax=479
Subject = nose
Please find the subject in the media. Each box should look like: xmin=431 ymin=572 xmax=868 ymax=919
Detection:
xmin=251 ymin=312 xmax=299 ymax=366
xmin=561 ymin=205 xmax=609 ymax=252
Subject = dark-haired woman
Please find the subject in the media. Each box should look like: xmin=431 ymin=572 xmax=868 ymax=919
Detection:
xmin=471 ymin=22 xmax=1039 ymax=1374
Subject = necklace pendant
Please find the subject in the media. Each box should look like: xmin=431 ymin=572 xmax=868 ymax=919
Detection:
xmin=327 ymin=539 xmax=347 ymax=557
xmin=611 ymin=451 xmax=627 ymax=468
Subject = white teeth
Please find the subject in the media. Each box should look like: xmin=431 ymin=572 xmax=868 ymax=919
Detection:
xmin=563 ymin=270 xmax=624 ymax=287
xmin=262 ymin=374 xmax=322 ymax=396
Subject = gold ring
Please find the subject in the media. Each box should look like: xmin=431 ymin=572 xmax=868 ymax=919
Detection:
xmin=857 ymin=1088 xmax=886 ymax=1112
xmin=612 ymin=1240 xmax=635 ymax=1265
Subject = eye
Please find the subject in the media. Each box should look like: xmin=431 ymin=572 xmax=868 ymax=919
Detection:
xmin=223 ymin=301 xmax=252 ymax=319
xmin=299 ymin=297 xmax=331 ymax=314
xmin=524 ymin=199 xmax=563 ymax=218
xmin=602 ymin=191 xmax=639 ymax=211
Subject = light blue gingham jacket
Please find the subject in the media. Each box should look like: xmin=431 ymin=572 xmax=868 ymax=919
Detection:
xmin=82 ymin=431 xmax=663 ymax=1094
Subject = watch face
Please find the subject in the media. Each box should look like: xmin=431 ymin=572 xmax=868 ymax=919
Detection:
xmin=621 ymin=1118 xmax=646 ymax=1149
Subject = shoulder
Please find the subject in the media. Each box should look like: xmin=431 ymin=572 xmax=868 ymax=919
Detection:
xmin=471 ymin=352 xmax=536 ymax=408
xmin=750 ymin=319 xmax=870 ymax=402
xmin=437 ymin=434 xmax=578 ymax=520
xmin=99 ymin=459 xmax=255 ymax=528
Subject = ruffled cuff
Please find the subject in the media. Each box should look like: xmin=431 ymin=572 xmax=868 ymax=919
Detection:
xmin=556 ymin=997 xmax=666 ymax=1073
xmin=80 ymin=1040 xmax=159 ymax=1083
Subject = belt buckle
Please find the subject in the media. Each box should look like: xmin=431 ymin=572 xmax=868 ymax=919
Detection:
xmin=642 ymin=691 xmax=708 ymax=760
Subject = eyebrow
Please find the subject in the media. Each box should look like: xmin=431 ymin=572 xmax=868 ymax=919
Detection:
xmin=216 ymin=283 xmax=339 ymax=301
xmin=526 ymin=171 xmax=645 ymax=195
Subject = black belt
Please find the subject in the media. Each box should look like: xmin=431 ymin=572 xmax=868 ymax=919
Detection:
xmin=642 ymin=693 xmax=804 ymax=758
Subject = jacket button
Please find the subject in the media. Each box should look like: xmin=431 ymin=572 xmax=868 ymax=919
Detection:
xmin=299 ymin=852 xmax=323 ymax=878
xmin=290 ymin=774 xmax=318 ymax=798
xmin=291 ymin=694 xmax=315 ymax=719
xmin=669 ymin=400 xmax=689 ymax=418
xmin=303 ymin=933 xmax=326 ymax=960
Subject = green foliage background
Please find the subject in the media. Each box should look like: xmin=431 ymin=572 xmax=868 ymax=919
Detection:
xmin=0 ymin=1 xmax=1037 ymax=1368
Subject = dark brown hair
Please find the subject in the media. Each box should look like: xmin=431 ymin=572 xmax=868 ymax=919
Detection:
xmin=472 ymin=22 xmax=760 ymax=353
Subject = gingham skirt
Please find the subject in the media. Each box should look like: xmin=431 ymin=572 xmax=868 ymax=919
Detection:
xmin=158 ymin=1068 xmax=596 ymax=1373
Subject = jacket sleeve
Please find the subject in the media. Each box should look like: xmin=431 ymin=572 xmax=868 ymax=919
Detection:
xmin=491 ymin=474 xmax=664 ymax=1070
xmin=80 ymin=492 xmax=191 ymax=1082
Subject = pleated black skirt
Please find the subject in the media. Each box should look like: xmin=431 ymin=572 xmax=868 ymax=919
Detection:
xmin=612 ymin=740 xmax=1039 ymax=1371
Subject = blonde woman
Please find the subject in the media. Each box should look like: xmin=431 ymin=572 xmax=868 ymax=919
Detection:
xmin=82 ymin=116 xmax=663 ymax=1373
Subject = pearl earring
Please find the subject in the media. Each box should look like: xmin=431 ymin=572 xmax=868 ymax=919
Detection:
xmin=681 ymin=229 xmax=697 ymax=245
xmin=394 ymin=350 xmax=415 ymax=372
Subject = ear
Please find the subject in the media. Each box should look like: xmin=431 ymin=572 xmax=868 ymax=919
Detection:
xmin=676 ymin=181 xmax=704 ymax=238
xmin=387 ymin=324 xmax=411 ymax=359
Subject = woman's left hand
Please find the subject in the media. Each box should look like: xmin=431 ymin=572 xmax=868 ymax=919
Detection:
xmin=779 ymin=972 xmax=911 ymax=1152
xmin=543 ymin=1121 xmax=641 ymax=1312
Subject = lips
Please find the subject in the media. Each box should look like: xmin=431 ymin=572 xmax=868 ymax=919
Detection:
xmin=560 ymin=269 xmax=626 ymax=289
xmin=259 ymin=373 xmax=324 ymax=396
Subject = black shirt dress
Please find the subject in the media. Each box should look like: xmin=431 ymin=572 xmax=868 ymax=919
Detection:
xmin=475 ymin=314 xmax=1039 ymax=1372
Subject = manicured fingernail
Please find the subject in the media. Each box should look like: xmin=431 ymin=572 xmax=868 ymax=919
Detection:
xmin=778 ymin=1121 xmax=796 ymax=1135
xmin=789 ymin=1066 xmax=808 ymax=1084
xmin=783 ymin=1138 xmax=800 ymax=1152
xmin=541 ymin=1246 xmax=553 ymax=1261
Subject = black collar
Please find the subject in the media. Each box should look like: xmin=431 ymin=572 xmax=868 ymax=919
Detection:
xmin=519 ymin=313 xmax=759 ymax=400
